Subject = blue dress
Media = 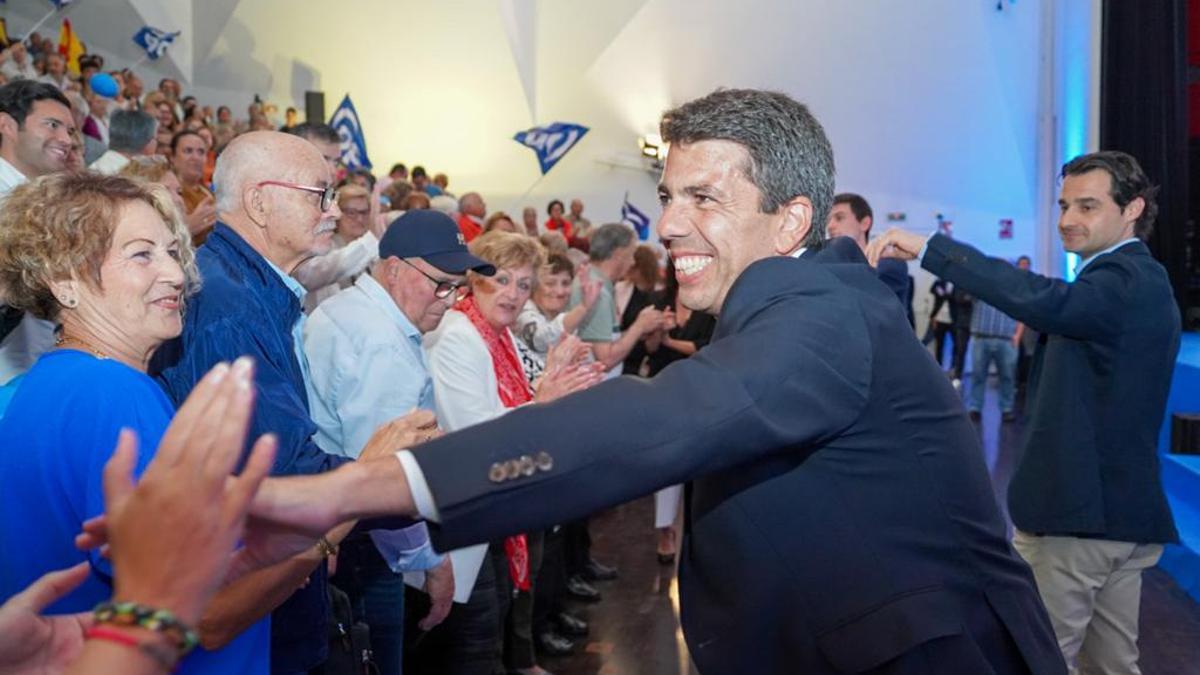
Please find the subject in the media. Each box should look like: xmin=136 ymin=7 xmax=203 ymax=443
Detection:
xmin=0 ymin=349 xmax=269 ymax=674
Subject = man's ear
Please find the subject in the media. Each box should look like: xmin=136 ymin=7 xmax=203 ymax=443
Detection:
xmin=0 ymin=111 xmax=18 ymax=143
xmin=243 ymin=184 xmax=267 ymax=228
xmin=1122 ymin=196 xmax=1145 ymax=230
xmin=773 ymin=195 xmax=813 ymax=255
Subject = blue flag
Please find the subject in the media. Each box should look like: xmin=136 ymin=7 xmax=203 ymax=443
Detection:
xmin=621 ymin=193 xmax=652 ymax=241
xmin=132 ymin=26 xmax=179 ymax=60
xmin=329 ymin=95 xmax=372 ymax=170
xmin=513 ymin=122 xmax=588 ymax=175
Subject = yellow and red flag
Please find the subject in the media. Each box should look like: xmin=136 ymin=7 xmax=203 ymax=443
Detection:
xmin=57 ymin=18 xmax=84 ymax=76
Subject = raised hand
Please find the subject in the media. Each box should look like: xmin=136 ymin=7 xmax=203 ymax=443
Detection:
xmin=0 ymin=563 xmax=92 ymax=675
xmin=82 ymin=358 xmax=277 ymax=625
xmin=359 ymin=409 xmax=441 ymax=462
xmin=863 ymin=228 xmax=929 ymax=268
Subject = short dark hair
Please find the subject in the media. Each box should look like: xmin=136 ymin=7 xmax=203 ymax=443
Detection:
xmin=833 ymin=192 xmax=873 ymax=237
xmin=170 ymin=129 xmax=204 ymax=153
xmin=108 ymin=110 xmax=158 ymax=153
xmin=660 ymin=88 xmax=835 ymax=248
xmin=411 ymin=165 xmax=428 ymax=179
xmin=0 ymin=80 xmax=71 ymax=128
xmin=546 ymin=199 xmax=564 ymax=216
xmin=286 ymin=122 xmax=339 ymax=145
xmin=1061 ymin=151 xmax=1159 ymax=240
xmin=389 ymin=162 xmax=407 ymax=175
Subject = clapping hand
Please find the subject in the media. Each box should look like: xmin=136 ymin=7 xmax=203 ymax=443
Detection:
xmin=75 ymin=359 xmax=277 ymax=623
xmin=0 ymin=563 xmax=92 ymax=675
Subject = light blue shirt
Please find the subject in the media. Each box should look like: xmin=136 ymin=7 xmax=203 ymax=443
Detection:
xmin=303 ymin=273 xmax=441 ymax=572
xmin=266 ymin=258 xmax=312 ymax=389
xmin=1075 ymin=237 xmax=1139 ymax=275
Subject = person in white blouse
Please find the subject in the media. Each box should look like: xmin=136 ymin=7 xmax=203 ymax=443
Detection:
xmin=422 ymin=231 xmax=602 ymax=675
xmin=515 ymin=252 xmax=601 ymax=363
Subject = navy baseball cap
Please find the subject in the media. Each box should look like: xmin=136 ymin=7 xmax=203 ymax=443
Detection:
xmin=378 ymin=210 xmax=495 ymax=275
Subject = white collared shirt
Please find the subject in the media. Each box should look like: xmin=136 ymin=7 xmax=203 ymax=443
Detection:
xmin=1075 ymin=238 xmax=1139 ymax=275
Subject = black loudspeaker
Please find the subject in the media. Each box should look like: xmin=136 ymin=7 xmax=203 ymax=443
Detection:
xmin=305 ymin=91 xmax=325 ymax=124
xmin=1171 ymin=413 xmax=1200 ymax=454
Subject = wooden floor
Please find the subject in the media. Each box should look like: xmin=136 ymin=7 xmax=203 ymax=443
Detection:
xmin=544 ymin=379 xmax=1200 ymax=675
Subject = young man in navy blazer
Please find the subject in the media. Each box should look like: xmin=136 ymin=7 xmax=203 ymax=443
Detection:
xmin=246 ymin=89 xmax=1065 ymax=675
xmin=870 ymin=151 xmax=1179 ymax=675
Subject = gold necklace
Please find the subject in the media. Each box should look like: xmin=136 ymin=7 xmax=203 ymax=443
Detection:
xmin=55 ymin=334 xmax=108 ymax=359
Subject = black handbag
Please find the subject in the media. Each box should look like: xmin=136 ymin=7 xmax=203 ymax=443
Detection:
xmin=316 ymin=582 xmax=379 ymax=675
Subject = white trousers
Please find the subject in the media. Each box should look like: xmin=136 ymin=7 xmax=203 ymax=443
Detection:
xmin=1012 ymin=530 xmax=1163 ymax=675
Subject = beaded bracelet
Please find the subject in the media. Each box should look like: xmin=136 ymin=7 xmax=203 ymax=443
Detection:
xmin=85 ymin=625 xmax=180 ymax=671
xmin=93 ymin=600 xmax=199 ymax=656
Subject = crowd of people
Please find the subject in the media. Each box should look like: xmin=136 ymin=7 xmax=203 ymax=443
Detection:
xmin=0 ymin=40 xmax=1181 ymax=675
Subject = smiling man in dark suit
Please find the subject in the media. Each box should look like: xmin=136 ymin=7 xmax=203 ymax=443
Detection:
xmin=244 ymin=89 xmax=1064 ymax=675
xmin=869 ymin=151 xmax=1179 ymax=675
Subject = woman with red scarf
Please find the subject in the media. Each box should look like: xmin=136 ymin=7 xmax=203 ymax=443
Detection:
xmin=421 ymin=231 xmax=602 ymax=675
xmin=543 ymin=199 xmax=573 ymax=241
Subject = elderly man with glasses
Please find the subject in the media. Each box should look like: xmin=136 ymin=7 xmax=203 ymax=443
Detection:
xmin=302 ymin=209 xmax=496 ymax=675
xmin=154 ymin=131 xmax=433 ymax=675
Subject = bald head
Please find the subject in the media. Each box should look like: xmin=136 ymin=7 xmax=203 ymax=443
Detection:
xmin=213 ymin=131 xmax=329 ymax=215
xmin=212 ymin=130 xmax=341 ymax=272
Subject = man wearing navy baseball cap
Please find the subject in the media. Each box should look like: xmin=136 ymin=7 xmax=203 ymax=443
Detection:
xmin=301 ymin=209 xmax=494 ymax=674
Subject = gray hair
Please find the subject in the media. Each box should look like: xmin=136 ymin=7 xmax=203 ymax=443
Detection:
xmin=588 ymin=223 xmax=636 ymax=262
xmin=108 ymin=110 xmax=157 ymax=154
xmin=660 ymin=88 xmax=835 ymax=248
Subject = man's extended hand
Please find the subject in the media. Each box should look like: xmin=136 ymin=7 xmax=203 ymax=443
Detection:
xmin=419 ymin=557 xmax=455 ymax=631
xmin=863 ymin=228 xmax=929 ymax=267
xmin=0 ymin=563 xmax=92 ymax=675
xmin=359 ymin=409 xmax=440 ymax=462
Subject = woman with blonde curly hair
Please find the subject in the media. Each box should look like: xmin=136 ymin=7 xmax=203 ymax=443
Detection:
xmin=0 ymin=171 xmax=238 ymax=671
xmin=119 ymin=154 xmax=187 ymax=215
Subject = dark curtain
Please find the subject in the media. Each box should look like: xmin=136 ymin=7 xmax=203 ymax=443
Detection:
xmin=1100 ymin=0 xmax=1190 ymax=320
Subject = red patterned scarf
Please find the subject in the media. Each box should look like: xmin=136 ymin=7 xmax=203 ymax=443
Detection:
xmin=457 ymin=293 xmax=532 ymax=591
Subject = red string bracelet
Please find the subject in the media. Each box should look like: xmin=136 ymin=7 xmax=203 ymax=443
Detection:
xmin=84 ymin=625 xmax=178 ymax=670
xmin=84 ymin=625 xmax=140 ymax=647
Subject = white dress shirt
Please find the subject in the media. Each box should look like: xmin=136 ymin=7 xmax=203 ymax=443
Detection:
xmin=89 ymin=150 xmax=130 ymax=175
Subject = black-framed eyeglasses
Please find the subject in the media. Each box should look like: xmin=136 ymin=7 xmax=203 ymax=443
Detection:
xmin=256 ymin=180 xmax=338 ymax=213
xmin=399 ymin=258 xmax=464 ymax=299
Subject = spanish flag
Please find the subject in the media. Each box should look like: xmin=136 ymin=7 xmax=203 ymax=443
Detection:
xmin=57 ymin=18 xmax=85 ymax=77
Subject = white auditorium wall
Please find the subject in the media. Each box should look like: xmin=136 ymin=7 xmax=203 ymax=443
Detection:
xmin=2 ymin=0 xmax=1064 ymax=320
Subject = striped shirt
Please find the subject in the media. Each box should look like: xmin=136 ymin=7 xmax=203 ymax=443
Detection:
xmin=970 ymin=300 xmax=1017 ymax=338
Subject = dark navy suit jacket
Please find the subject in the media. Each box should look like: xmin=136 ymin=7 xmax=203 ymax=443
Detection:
xmin=412 ymin=241 xmax=1063 ymax=674
xmin=923 ymin=234 xmax=1179 ymax=543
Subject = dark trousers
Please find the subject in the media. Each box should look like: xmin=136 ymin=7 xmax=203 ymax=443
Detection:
xmin=533 ymin=527 xmax=568 ymax=636
xmin=562 ymin=519 xmax=592 ymax=576
xmin=495 ymin=532 xmax=544 ymax=670
xmin=331 ymin=536 xmax=406 ymax=675
xmin=950 ymin=327 xmax=970 ymax=379
xmin=404 ymin=548 xmax=504 ymax=675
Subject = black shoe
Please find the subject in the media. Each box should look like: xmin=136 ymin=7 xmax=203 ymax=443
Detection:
xmin=556 ymin=611 xmax=589 ymax=637
xmin=583 ymin=559 xmax=618 ymax=581
xmin=1002 ymin=411 xmax=1017 ymax=423
xmin=657 ymin=552 xmax=676 ymax=565
xmin=565 ymin=575 xmax=601 ymax=602
xmin=968 ymin=410 xmax=982 ymax=422
xmin=537 ymin=630 xmax=575 ymax=656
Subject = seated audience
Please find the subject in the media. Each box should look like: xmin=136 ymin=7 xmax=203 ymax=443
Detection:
xmin=169 ymin=129 xmax=217 ymax=242
xmin=484 ymin=211 xmax=518 ymax=234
